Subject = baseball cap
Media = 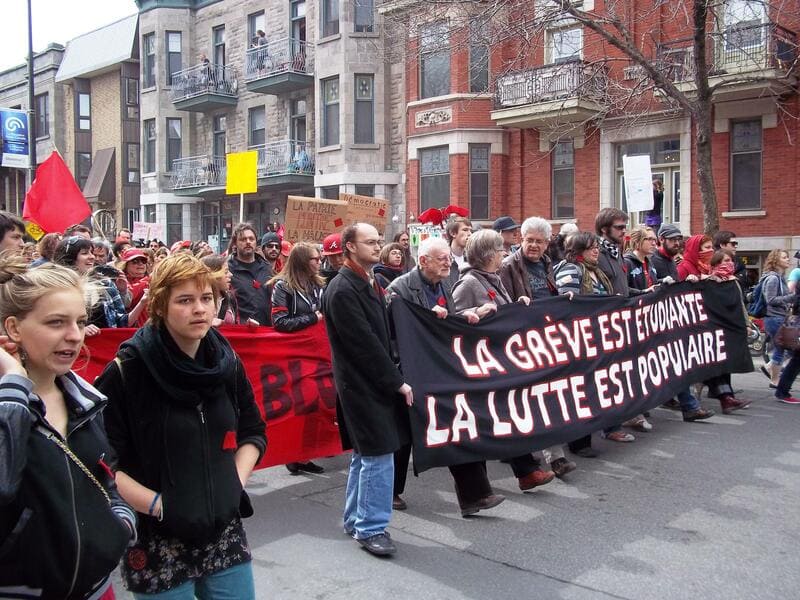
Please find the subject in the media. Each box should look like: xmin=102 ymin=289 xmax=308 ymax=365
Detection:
xmin=170 ymin=240 xmax=192 ymax=254
xmin=322 ymin=233 xmax=343 ymax=256
xmin=120 ymin=248 xmax=147 ymax=263
xmin=657 ymin=223 xmax=683 ymax=239
xmin=261 ymin=232 xmax=281 ymax=247
xmin=492 ymin=216 xmax=520 ymax=232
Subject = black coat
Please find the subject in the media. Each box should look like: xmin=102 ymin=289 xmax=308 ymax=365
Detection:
xmin=651 ymin=248 xmax=679 ymax=281
xmin=228 ymin=255 xmax=273 ymax=325
xmin=0 ymin=372 xmax=135 ymax=599
xmin=322 ymin=266 xmax=409 ymax=456
xmin=271 ymin=279 xmax=322 ymax=333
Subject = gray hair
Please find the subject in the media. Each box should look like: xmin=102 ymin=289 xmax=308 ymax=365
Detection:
xmin=520 ymin=216 xmax=552 ymax=239
xmin=559 ymin=222 xmax=578 ymax=236
xmin=418 ymin=236 xmax=450 ymax=258
xmin=465 ymin=229 xmax=503 ymax=270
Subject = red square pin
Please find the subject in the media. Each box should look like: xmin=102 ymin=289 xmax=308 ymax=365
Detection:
xmin=334 ymin=218 xmax=343 ymax=227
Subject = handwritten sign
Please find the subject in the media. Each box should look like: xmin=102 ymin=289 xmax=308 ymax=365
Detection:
xmin=622 ymin=154 xmax=654 ymax=213
xmin=132 ymin=221 xmax=165 ymax=241
xmin=339 ymin=193 xmax=389 ymax=234
xmin=284 ymin=196 xmax=349 ymax=243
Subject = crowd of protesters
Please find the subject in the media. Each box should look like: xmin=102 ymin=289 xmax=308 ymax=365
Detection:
xmin=1 ymin=202 xmax=798 ymax=597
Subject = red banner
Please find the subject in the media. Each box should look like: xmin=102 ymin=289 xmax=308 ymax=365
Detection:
xmin=77 ymin=322 xmax=343 ymax=468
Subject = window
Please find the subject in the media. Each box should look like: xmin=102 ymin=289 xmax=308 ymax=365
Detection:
xmin=144 ymin=119 xmax=156 ymax=173
xmin=723 ymin=0 xmax=765 ymax=50
xmin=321 ymin=0 xmax=339 ymax=37
xmin=420 ymin=21 xmax=450 ymax=99
xmin=213 ymin=115 xmax=227 ymax=157
xmin=126 ymin=143 xmax=140 ymax=184
xmin=322 ymin=77 xmax=340 ymax=146
xmin=354 ymin=0 xmax=374 ymax=33
xmin=143 ymin=32 xmax=155 ymax=88
xmin=291 ymin=0 xmax=307 ymax=43
xmin=125 ymin=78 xmax=139 ymax=119
xmin=166 ymin=118 xmax=182 ymax=171
xmin=76 ymin=152 xmax=92 ymax=189
xmin=469 ymin=145 xmax=490 ymax=220
xmin=77 ymin=93 xmax=91 ymax=130
xmin=166 ymin=31 xmax=182 ymax=85
xmin=354 ymin=75 xmax=374 ymax=144
xmin=144 ymin=205 xmax=156 ymax=222
xmin=552 ymin=140 xmax=575 ymax=218
xmin=213 ymin=26 xmax=226 ymax=66
xmin=419 ymin=146 xmax=449 ymax=211
xmin=34 ymin=93 xmax=48 ymax=138
xmin=167 ymin=204 xmax=182 ymax=244
xmin=321 ymin=186 xmax=339 ymax=199
xmin=247 ymin=11 xmax=265 ymax=44
xmin=355 ymin=184 xmax=375 ymax=197
xmin=469 ymin=19 xmax=490 ymax=93
xmin=549 ymin=27 xmax=582 ymax=63
xmin=291 ymin=99 xmax=306 ymax=143
xmin=248 ymin=106 xmax=265 ymax=147
xmin=730 ymin=119 xmax=761 ymax=210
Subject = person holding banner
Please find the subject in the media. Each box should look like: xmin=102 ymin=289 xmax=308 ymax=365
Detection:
xmin=452 ymin=229 xmax=556 ymax=490
xmin=323 ymin=223 xmax=414 ymax=557
xmin=387 ymin=237 xmax=507 ymax=515
xmin=0 ymin=256 xmax=136 ymax=600
xmin=96 ymin=254 xmax=266 ymax=597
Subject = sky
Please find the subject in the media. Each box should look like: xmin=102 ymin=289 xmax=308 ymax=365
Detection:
xmin=0 ymin=0 xmax=139 ymax=72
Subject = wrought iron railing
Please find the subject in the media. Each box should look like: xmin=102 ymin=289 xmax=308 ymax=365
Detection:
xmin=493 ymin=60 xmax=607 ymax=109
xmin=253 ymin=140 xmax=315 ymax=178
xmin=170 ymin=63 xmax=238 ymax=102
xmin=170 ymin=155 xmax=227 ymax=189
xmin=244 ymin=38 xmax=314 ymax=81
xmin=657 ymin=22 xmax=797 ymax=83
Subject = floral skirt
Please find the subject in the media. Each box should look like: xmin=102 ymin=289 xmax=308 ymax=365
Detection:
xmin=122 ymin=518 xmax=251 ymax=595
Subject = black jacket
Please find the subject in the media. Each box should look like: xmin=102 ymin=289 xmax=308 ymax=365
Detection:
xmin=373 ymin=264 xmax=404 ymax=290
xmin=0 ymin=372 xmax=135 ymax=599
xmin=271 ymin=279 xmax=323 ymax=332
xmin=322 ymin=266 xmax=409 ymax=456
xmin=623 ymin=252 xmax=658 ymax=292
xmin=228 ymin=254 xmax=273 ymax=325
xmin=95 ymin=325 xmax=267 ymax=546
xmin=651 ymin=248 xmax=679 ymax=281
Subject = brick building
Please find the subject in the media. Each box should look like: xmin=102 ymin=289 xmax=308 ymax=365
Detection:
xmin=390 ymin=0 xmax=800 ymax=276
xmin=135 ymin=0 xmax=403 ymax=248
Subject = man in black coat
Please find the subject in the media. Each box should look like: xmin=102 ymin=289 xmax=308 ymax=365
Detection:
xmin=227 ymin=223 xmax=273 ymax=325
xmin=322 ymin=223 xmax=413 ymax=557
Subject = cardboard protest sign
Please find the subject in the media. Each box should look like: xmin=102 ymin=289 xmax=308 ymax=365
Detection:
xmin=339 ymin=193 xmax=389 ymax=234
xmin=132 ymin=221 xmax=165 ymax=241
xmin=284 ymin=196 xmax=349 ymax=243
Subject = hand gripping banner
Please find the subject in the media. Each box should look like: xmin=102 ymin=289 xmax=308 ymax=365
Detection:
xmin=390 ymin=281 xmax=754 ymax=472
xmin=78 ymin=322 xmax=342 ymax=468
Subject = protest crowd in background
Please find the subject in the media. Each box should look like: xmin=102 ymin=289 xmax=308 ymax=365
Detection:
xmin=1 ymin=199 xmax=797 ymax=598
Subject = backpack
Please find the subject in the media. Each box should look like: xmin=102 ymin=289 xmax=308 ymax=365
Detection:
xmin=747 ymin=275 xmax=771 ymax=318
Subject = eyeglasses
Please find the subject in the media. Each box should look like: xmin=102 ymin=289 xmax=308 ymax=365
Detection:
xmin=264 ymin=243 xmax=280 ymax=249
xmin=356 ymin=240 xmax=380 ymax=247
xmin=524 ymin=238 xmax=548 ymax=246
xmin=129 ymin=258 xmax=148 ymax=265
xmin=424 ymin=254 xmax=451 ymax=264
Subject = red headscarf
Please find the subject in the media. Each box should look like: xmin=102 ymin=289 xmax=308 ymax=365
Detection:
xmin=677 ymin=234 xmax=712 ymax=280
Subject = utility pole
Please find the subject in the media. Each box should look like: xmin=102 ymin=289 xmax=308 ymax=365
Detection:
xmin=26 ymin=0 xmax=37 ymax=196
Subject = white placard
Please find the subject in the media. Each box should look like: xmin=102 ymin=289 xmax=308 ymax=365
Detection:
xmin=132 ymin=221 xmax=165 ymax=241
xmin=622 ymin=154 xmax=654 ymax=213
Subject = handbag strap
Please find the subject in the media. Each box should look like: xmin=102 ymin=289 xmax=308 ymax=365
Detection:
xmin=36 ymin=425 xmax=111 ymax=505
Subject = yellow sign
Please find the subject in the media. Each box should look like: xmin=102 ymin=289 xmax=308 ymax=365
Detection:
xmin=25 ymin=221 xmax=45 ymax=240
xmin=225 ymin=151 xmax=258 ymax=195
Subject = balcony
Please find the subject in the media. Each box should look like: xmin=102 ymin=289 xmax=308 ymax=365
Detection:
xmin=244 ymin=38 xmax=314 ymax=95
xmin=170 ymin=155 xmax=226 ymax=196
xmin=171 ymin=63 xmax=238 ymax=111
xmin=657 ymin=22 xmax=797 ymax=102
xmin=490 ymin=60 xmax=608 ymax=129
xmin=255 ymin=140 xmax=315 ymax=190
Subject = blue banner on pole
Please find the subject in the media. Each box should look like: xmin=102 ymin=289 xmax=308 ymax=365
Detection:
xmin=1 ymin=108 xmax=30 ymax=168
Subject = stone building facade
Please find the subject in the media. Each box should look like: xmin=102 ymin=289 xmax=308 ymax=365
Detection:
xmin=136 ymin=0 xmax=403 ymax=248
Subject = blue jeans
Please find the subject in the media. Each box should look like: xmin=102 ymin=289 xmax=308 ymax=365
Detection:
xmin=776 ymin=350 xmax=800 ymax=399
xmin=344 ymin=452 xmax=394 ymax=539
xmin=132 ymin=562 xmax=255 ymax=600
xmin=677 ymin=388 xmax=700 ymax=412
xmin=765 ymin=316 xmax=786 ymax=364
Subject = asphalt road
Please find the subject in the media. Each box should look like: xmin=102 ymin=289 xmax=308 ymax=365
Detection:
xmin=114 ymin=364 xmax=800 ymax=599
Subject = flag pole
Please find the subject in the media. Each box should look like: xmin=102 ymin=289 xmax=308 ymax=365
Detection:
xmin=26 ymin=0 xmax=37 ymax=194
xmin=239 ymin=193 xmax=244 ymax=223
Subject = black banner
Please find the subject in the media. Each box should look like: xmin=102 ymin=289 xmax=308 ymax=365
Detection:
xmin=391 ymin=281 xmax=754 ymax=472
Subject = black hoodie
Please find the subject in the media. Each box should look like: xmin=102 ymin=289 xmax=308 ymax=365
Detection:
xmin=95 ymin=325 xmax=267 ymax=546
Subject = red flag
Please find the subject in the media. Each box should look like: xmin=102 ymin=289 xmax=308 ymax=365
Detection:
xmin=23 ymin=152 xmax=91 ymax=233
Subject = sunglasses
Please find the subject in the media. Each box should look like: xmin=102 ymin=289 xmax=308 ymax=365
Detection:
xmin=264 ymin=243 xmax=280 ymax=249
xmin=612 ymin=224 xmax=627 ymax=231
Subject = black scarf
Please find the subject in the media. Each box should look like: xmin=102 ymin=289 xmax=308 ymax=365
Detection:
xmin=119 ymin=324 xmax=237 ymax=409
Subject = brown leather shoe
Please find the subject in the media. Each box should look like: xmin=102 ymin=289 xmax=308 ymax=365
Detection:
xmin=392 ymin=495 xmax=407 ymax=511
xmin=720 ymin=394 xmax=752 ymax=414
xmin=460 ymin=493 xmax=506 ymax=517
xmin=518 ymin=469 xmax=555 ymax=491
